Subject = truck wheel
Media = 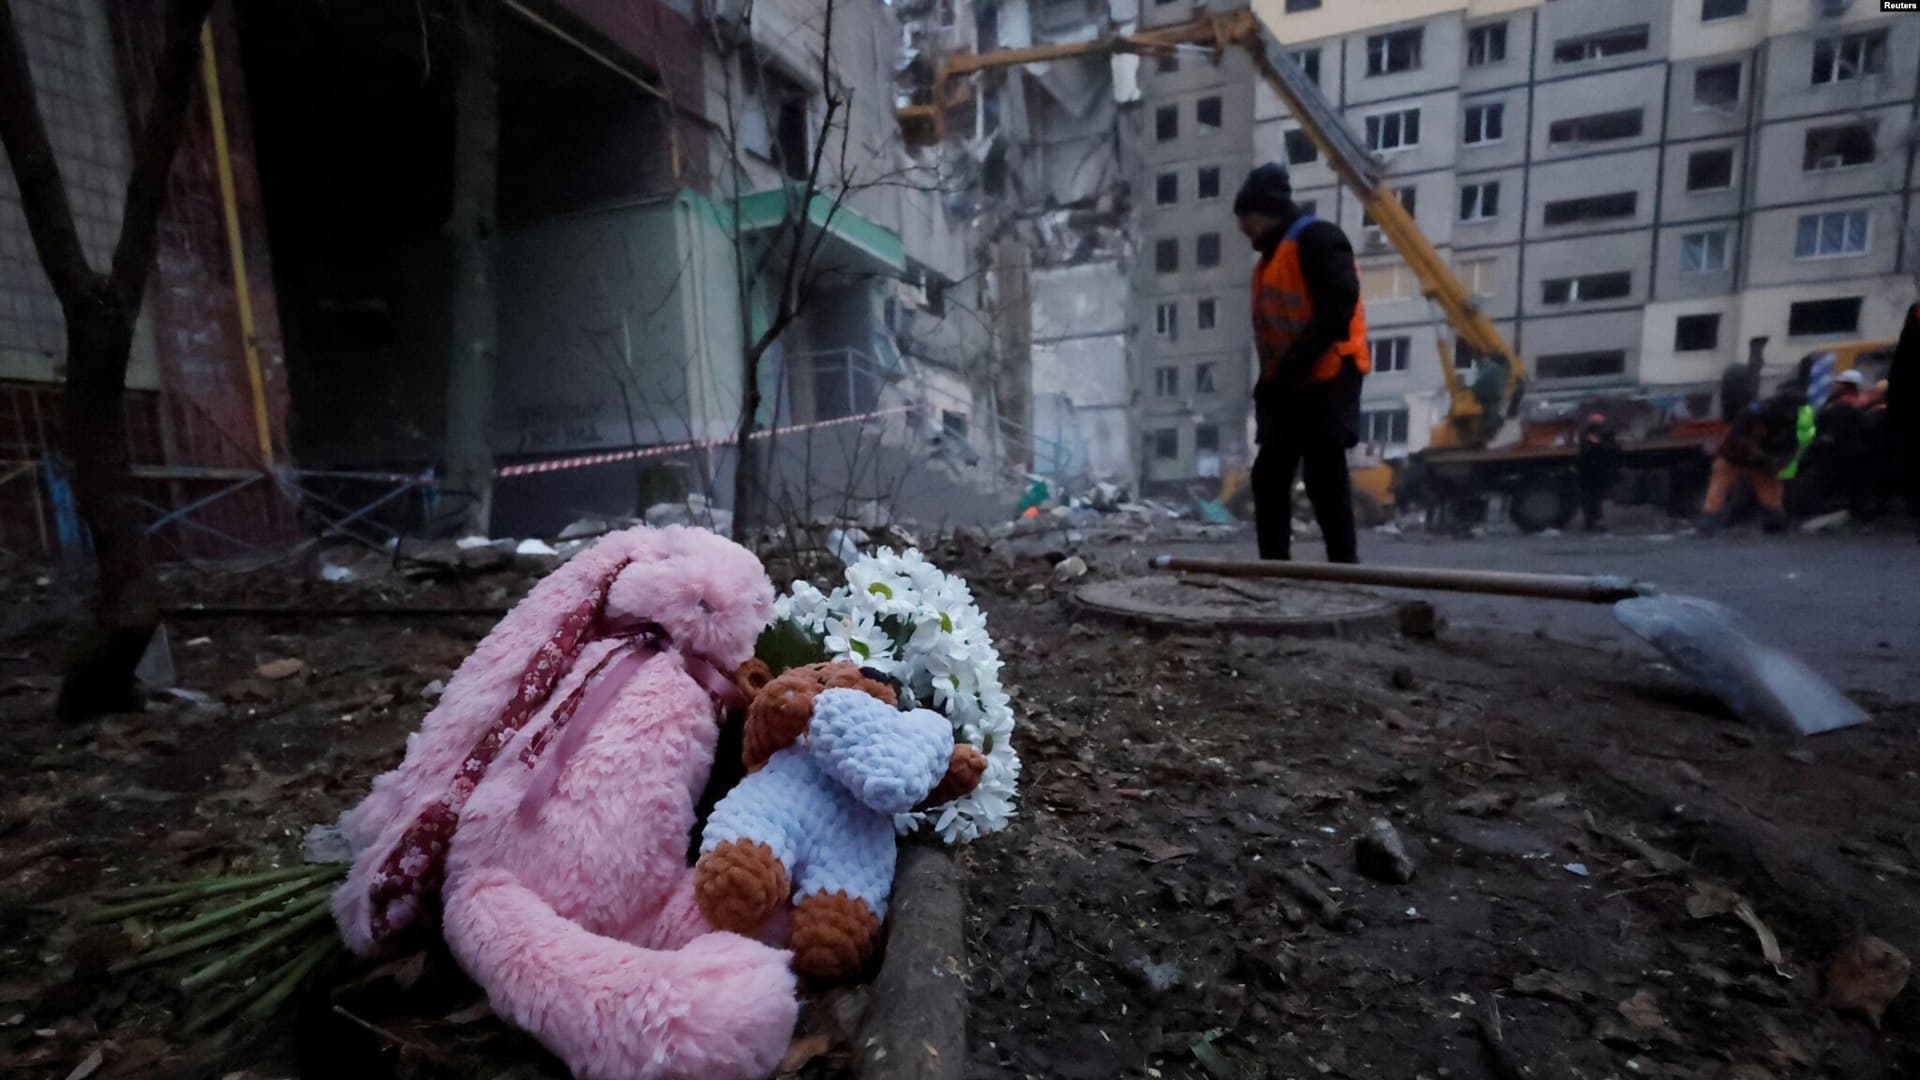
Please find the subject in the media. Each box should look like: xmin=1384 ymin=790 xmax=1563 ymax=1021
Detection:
xmin=1510 ymin=475 xmax=1577 ymax=534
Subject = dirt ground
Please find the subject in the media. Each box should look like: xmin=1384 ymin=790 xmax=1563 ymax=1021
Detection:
xmin=2 ymin=538 xmax=1917 ymax=1079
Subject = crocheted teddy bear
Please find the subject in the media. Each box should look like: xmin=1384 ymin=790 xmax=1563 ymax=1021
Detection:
xmin=696 ymin=662 xmax=986 ymax=977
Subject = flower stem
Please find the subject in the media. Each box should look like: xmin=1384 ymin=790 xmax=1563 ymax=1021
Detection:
xmin=112 ymin=892 xmax=331 ymax=975
xmin=86 ymin=863 xmax=339 ymax=922
xmin=153 ymin=876 xmax=336 ymax=944
xmin=241 ymin=934 xmax=338 ymax=1020
xmin=179 ymin=902 xmax=333 ymax=991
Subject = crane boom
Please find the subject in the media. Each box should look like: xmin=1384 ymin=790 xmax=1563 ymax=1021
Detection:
xmin=905 ymin=10 xmax=1526 ymax=448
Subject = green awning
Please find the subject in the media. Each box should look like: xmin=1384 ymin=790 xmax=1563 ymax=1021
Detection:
xmin=735 ymin=186 xmax=906 ymax=276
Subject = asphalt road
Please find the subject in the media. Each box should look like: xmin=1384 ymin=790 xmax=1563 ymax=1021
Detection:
xmin=1155 ymin=524 xmax=1920 ymax=702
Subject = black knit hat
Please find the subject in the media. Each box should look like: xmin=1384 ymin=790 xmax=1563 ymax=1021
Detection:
xmin=1233 ymin=162 xmax=1293 ymax=216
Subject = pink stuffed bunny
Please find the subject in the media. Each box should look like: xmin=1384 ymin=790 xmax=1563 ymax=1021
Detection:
xmin=332 ymin=525 xmax=797 ymax=1080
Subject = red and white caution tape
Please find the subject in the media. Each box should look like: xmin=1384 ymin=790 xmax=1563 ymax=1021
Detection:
xmin=495 ymin=406 xmax=913 ymax=480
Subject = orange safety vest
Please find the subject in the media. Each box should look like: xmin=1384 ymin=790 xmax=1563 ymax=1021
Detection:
xmin=1251 ymin=214 xmax=1371 ymax=385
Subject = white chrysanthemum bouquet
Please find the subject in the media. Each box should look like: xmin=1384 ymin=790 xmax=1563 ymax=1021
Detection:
xmin=764 ymin=547 xmax=1019 ymax=843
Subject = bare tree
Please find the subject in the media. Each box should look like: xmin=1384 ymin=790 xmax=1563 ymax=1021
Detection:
xmin=0 ymin=0 xmax=214 ymax=720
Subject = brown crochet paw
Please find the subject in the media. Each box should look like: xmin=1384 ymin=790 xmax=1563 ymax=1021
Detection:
xmin=742 ymin=661 xmax=898 ymax=771
xmin=790 ymin=890 xmax=882 ymax=979
xmin=694 ymin=838 xmax=789 ymax=935
xmin=732 ymin=658 xmax=774 ymax=701
xmin=914 ymin=743 xmax=988 ymax=811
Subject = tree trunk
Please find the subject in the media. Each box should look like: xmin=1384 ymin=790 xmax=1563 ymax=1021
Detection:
xmin=729 ymin=343 xmax=763 ymax=543
xmin=442 ymin=0 xmax=500 ymax=536
xmin=57 ymin=286 xmax=157 ymax=721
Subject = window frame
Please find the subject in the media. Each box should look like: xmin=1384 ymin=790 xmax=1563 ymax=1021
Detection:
xmin=1195 ymin=95 xmax=1224 ymax=135
xmin=1679 ymin=229 xmax=1729 ymax=274
xmin=1540 ymin=271 xmax=1633 ymax=305
xmin=1674 ymin=313 xmax=1721 ymax=352
xmin=1536 ymin=350 xmax=1629 ymax=381
xmin=1152 ymin=427 xmax=1179 ymax=460
xmin=1284 ymin=129 xmax=1318 ymax=166
xmin=1786 ymin=297 xmax=1863 ymax=337
xmin=1292 ymin=48 xmax=1321 ymax=85
xmin=1154 ymin=237 xmax=1179 ymax=274
xmin=1155 ymin=171 xmax=1179 ymax=207
xmin=1196 ymin=232 xmax=1223 ymax=269
xmin=1364 ymin=106 xmax=1422 ymax=152
xmin=1459 ymin=180 xmax=1500 ymax=223
xmin=1463 ymin=101 xmax=1505 ymax=146
xmin=1153 ymin=366 xmax=1179 ymax=397
xmin=1196 ymin=166 xmax=1223 ymax=201
xmin=1552 ymin=25 xmax=1651 ymax=65
xmin=1154 ymin=104 xmax=1178 ymax=142
xmin=1692 ymin=61 xmax=1743 ymax=110
xmin=1793 ymin=209 xmax=1871 ymax=261
xmin=1541 ymin=191 xmax=1638 ymax=226
xmin=1802 ymin=123 xmax=1877 ymax=172
xmin=1548 ymin=108 xmax=1645 ymax=146
xmin=1196 ymin=297 xmax=1218 ymax=332
xmin=1195 ymin=364 xmax=1219 ymax=395
xmin=1154 ymin=301 xmax=1179 ymax=339
xmin=1365 ymin=28 xmax=1423 ymax=78
xmin=1811 ymin=30 xmax=1888 ymax=87
xmin=1466 ymin=22 xmax=1508 ymax=68
xmin=1369 ymin=335 xmax=1413 ymax=373
xmin=1700 ymin=0 xmax=1748 ymax=22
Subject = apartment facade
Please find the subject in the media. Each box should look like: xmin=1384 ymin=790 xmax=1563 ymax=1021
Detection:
xmin=1216 ymin=0 xmax=1920 ymax=462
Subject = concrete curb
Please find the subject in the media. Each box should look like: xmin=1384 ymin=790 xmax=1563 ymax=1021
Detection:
xmin=856 ymin=843 xmax=967 ymax=1080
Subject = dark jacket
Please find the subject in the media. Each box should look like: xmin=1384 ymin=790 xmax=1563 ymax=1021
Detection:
xmin=1720 ymin=391 xmax=1803 ymax=473
xmin=1253 ymin=202 xmax=1364 ymax=446
xmin=1892 ymin=303 xmax=1918 ymax=429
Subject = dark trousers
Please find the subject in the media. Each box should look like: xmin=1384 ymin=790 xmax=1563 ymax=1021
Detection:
xmin=1253 ymin=430 xmax=1358 ymax=563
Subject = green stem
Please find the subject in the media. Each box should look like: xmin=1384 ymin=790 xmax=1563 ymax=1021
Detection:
xmin=242 ymin=934 xmax=337 ymax=1020
xmin=86 ymin=863 xmax=339 ymax=923
xmin=112 ymin=893 xmax=330 ymax=975
xmin=97 ymin=862 xmax=339 ymax=901
xmin=179 ymin=903 xmax=333 ymax=991
xmin=183 ymin=982 xmax=253 ymax=1035
xmin=154 ymin=877 xmax=335 ymax=944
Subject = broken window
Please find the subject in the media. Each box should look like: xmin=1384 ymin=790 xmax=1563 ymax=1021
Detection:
xmin=1370 ymin=335 xmax=1411 ymax=372
xmin=1197 ymin=166 xmax=1222 ymax=200
xmin=1459 ymin=181 xmax=1499 ymax=222
xmin=1292 ymin=48 xmax=1321 ymax=85
xmin=1196 ymin=365 xmax=1219 ymax=395
xmin=1155 ymin=301 xmax=1178 ymax=339
xmin=1284 ymin=0 xmax=1321 ymax=11
xmin=1794 ymin=210 xmax=1870 ymax=259
xmin=1548 ymin=109 xmax=1644 ymax=145
xmin=1154 ymin=367 xmax=1179 ymax=397
xmin=1156 ymin=237 xmax=1179 ymax=274
xmin=1468 ymin=23 xmax=1507 ymax=67
xmin=1693 ymin=62 xmax=1741 ymax=109
xmin=1364 ymin=107 xmax=1420 ymax=151
xmin=1542 ymin=191 xmax=1636 ymax=226
xmin=1197 ymin=232 xmax=1222 ymax=268
xmin=1787 ymin=297 xmax=1862 ymax=337
xmin=1553 ymin=25 xmax=1650 ymax=64
xmin=1680 ymin=230 xmax=1729 ymax=273
xmin=1156 ymin=172 xmax=1179 ymax=206
xmin=1686 ymin=148 xmax=1734 ymax=191
xmin=1701 ymin=0 xmax=1747 ymax=21
xmin=1675 ymin=314 xmax=1721 ymax=352
xmin=742 ymin=62 xmax=812 ymax=180
xmin=1153 ymin=427 xmax=1179 ymax=459
xmin=941 ymin=410 xmax=969 ymax=440
xmin=1463 ymin=102 xmax=1504 ymax=145
xmin=1536 ymin=350 xmax=1627 ymax=380
xmin=1803 ymin=123 xmax=1876 ymax=171
xmin=1196 ymin=420 xmax=1221 ymax=451
xmin=1197 ymin=298 xmax=1218 ymax=331
xmin=1540 ymin=271 xmax=1632 ymax=304
xmin=1361 ymin=409 xmax=1410 ymax=445
xmin=1365 ymin=28 xmax=1422 ymax=76
xmin=1284 ymin=129 xmax=1317 ymax=165
xmin=1812 ymin=30 xmax=1887 ymax=86
xmin=1155 ymin=104 xmax=1178 ymax=142
xmin=1196 ymin=96 xmax=1223 ymax=134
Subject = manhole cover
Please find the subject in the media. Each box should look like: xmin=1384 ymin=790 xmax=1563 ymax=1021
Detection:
xmin=1073 ymin=573 xmax=1400 ymax=638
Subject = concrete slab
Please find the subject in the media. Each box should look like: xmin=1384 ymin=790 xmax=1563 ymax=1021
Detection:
xmin=1072 ymin=573 xmax=1401 ymax=638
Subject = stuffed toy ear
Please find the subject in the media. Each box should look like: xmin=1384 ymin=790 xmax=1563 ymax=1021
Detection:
xmin=806 ymin=689 xmax=952 ymax=815
xmin=740 ymin=662 xmax=897 ymax=771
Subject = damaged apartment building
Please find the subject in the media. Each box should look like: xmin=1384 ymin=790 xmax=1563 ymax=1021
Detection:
xmin=901 ymin=0 xmax=1264 ymax=497
xmin=1 ymin=0 xmax=1000 ymax=560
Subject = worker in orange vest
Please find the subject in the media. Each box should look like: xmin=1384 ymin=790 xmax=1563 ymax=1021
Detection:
xmin=1235 ymin=162 xmax=1371 ymax=564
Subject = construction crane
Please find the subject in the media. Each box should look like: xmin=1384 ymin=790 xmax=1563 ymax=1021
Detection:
xmin=899 ymin=9 xmax=1525 ymax=451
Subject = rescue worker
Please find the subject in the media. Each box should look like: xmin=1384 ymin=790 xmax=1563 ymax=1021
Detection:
xmin=1236 ymin=162 xmax=1369 ymax=563
xmin=1701 ymin=385 xmax=1804 ymax=535
xmin=1575 ymin=412 xmax=1621 ymax=532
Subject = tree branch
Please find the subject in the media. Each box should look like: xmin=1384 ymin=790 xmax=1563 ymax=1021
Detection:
xmin=109 ymin=0 xmax=215 ymax=312
xmin=0 ymin=0 xmax=91 ymax=303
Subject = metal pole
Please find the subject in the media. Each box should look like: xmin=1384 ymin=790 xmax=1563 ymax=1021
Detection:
xmin=1150 ymin=555 xmax=1652 ymax=604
